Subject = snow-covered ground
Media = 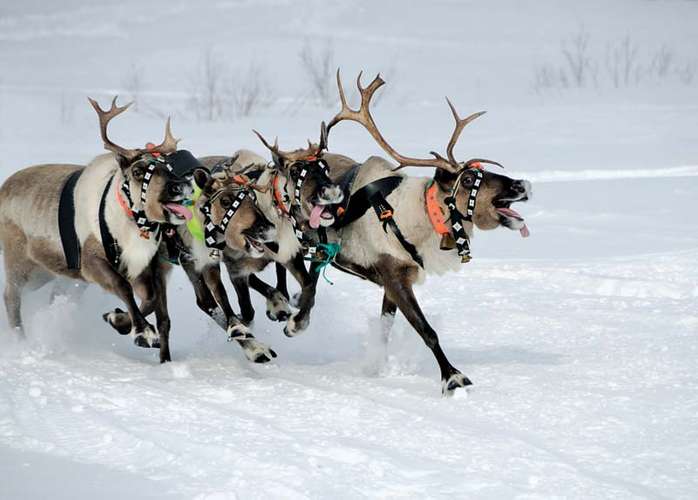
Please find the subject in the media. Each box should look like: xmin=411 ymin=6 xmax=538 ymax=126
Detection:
xmin=1 ymin=1 xmax=697 ymax=498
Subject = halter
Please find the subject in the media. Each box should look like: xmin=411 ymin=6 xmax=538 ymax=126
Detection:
xmin=273 ymin=157 xmax=331 ymax=257
xmin=198 ymin=161 xmax=266 ymax=256
xmin=120 ymin=153 xmax=174 ymax=238
xmin=441 ymin=165 xmax=484 ymax=263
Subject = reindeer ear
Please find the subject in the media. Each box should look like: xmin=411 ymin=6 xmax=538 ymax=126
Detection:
xmin=271 ymin=151 xmax=284 ymax=170
xmin=434 ymin=168 xmax=457 ymax=190
xmin=193 ymin=167 xmax=211 ymax=190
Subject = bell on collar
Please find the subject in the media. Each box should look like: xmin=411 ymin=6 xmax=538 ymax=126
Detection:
xmin=209 ymin=249 xmax=221 ymax=259
xmin=439 ymin=233 xmax=456 ymax=251
xmin=461 ymin=254 xmax=472 ymax=264
xmin=139 ymin=228 xmax=151 ymax=240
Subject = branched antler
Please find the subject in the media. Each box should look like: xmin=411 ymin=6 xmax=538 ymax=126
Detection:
xmin=88 ymin=96 xmax=179 ymax=161
xmin=326 ymin=70 xmax=502 ymax=172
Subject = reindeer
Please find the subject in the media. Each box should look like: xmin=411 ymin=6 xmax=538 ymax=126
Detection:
xmin=102 ymin=162 xmax=280 ymax=363
xmin=192 ymin=126 xmax=344 ymax=338
xmin=296 ymin=72 xmax=533 ymax=395
xmin=1 ymin=97 xmax=210 ymax=363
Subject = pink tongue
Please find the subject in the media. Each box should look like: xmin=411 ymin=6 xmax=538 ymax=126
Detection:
xmin=165 ymin=203 xmax=193 ymax=221
xmin=496 ymin=207 xmax=530 ymax=238
xmin=309 ymin=205 xmax=325 ymax=229
xmin=496 ymin=207 xmax=524 ymax=221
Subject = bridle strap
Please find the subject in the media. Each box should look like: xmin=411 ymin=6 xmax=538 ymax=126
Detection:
xmin=442 ymin=168 xmax=483 ymax=263
xmin=120 ymin=154 xmax=175 ymax=239
xmin=200 ymin=187 xmax=256 ymax=253
xmin=287 ymin=158 xmax=331 ymax=256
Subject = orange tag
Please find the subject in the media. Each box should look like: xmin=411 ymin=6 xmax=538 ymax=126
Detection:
xmin=145 ymin=142 xmax=161 ymax=157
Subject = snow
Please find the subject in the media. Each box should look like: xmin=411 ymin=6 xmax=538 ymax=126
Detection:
xmin=1 ymin=0 xmax=697 ymax=498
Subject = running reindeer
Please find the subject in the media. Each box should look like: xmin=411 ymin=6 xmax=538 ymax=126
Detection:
xmin=181 ymin=124 xmax=343 ymax=336
xmin=0 ymin=97 xmax=264 ymax=363
xmin=305 ymin=71 xmax=532 ymax=395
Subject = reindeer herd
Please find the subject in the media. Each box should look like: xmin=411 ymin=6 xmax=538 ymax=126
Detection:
xmin=0 ymin=72 xmax=531 ymax=396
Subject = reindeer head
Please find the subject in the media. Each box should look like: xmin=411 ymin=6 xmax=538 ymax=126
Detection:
xmin=326 ymin=71 xmax=531 ymax=236
xmin=193 ymin=167 xmax=276 ymax=258
xmin=88 ymin=97 xmax=195 ymax=227
xmin=253 ymin=124 xmax=344 ymax=229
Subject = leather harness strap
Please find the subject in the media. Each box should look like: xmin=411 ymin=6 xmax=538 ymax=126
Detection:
xmin=333 ymin=175 xmax=424 ymax=268
xmin=58 ymin=169 xmax=84 ymax=270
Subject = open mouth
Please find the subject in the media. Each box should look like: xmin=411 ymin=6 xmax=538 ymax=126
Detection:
xmin=244 ymin=234 xmax=266 ymax=256
xmin=309 ymin=204 xmax=336 ymax=229
xmin=493 ymin=199 xmax=529 ymax=238
xmin=163 ymin=202 xmax=193 ymax=222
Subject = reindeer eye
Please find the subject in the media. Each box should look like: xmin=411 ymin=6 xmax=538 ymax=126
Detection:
xmin=132 ymin=166 xmax=145 ymax=181
xmin=461 ymin=174 xmax=475 ymax=187
xmin=220 ymin=195 xmax=233 ymax=208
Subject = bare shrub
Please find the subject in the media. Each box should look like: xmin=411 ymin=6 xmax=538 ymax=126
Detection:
xmin=534 ymin=31 xmax=695 ymax=92
xmin=230 ymin=63 xmax=272 ymax=118
xmin=187 ymin=49 xmax=274 ymax=121
xmin=122 ymin=64 xmax=144 ymax=111
xmin=59 ymin=92 xmax=74 ymax=124
xmin=676 ymin=62 xmax=696 ymax=85
xmin=188 ymin=49 xmax=226 ymax=121
xmin=562 ymin=29 xmax=595 ymax=87
xmin=299 ymin=40 xmax=336 ymax=107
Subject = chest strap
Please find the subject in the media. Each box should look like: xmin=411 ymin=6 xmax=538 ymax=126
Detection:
xmin=334 ymin=176 xmax=423 ymax=268
xmin=99 ymin=176 xmax=122 ymax=271
xmin=58 ymin=169 xmax=84 ymax=270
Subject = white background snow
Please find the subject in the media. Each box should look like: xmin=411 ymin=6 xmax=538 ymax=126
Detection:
xmin=0 ymin=0 xmax=697 ymax=498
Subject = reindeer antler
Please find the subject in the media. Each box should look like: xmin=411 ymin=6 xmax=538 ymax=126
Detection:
xmin=88 ymin=96 xmax=179 ymax=160
xmin=327 ymin=70 xmax=502 ymax=172
xmin=253 ymin=125 xmax=327 ymax=165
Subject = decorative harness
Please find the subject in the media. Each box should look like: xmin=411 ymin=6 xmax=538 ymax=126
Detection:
xmin=98 ymin=150 xmax=199 ymax=271
xmin=198 ymin=161 xmax=265 ymax=257
xmin=427 ymin=165 xmax=484 ymax=263
xmin=272 ymin=157 xmax=332 ymax=258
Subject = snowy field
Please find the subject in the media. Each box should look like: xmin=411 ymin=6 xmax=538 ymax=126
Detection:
xmin=1 ymin=1 xmax=697 ymax=498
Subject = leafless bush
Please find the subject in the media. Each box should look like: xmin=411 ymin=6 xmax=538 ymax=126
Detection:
xmin=562 ymin=29 xmax=596 ymax=87
xmin=299 ymin=40 xmax=336 ymax=107
xmin=188 ymin=49 xmax=274 ymax=121
xmin=534 ymin=30 xmax=695 ymax=92
xmin=230 ymin=63 xmax=272 ymax=118
xmin=122 ymin=64 xmax=144 ymax=112
xmin=59 ymin=92 xmax=74 ymax=124
xmin=605 ymin=36 xmax=640 ymax=88
xmin=188 ymin=49 xmax=226 ymax=121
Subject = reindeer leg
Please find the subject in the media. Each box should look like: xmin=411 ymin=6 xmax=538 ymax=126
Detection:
xmin=102 ymin=269 xmax=157 ymax=336
xmin=247 ymin=273 xmax=291 ymax=322
xmin=151 ymin=260 xmax=172 ymax=363
xmin=379 ymin=261 xmax=471 ymax=396
xmin=282 ymin=252 xmax=318 ymax=337
xmin=83 ymin=257 xmax=159 ymax=349
xmin=181 ymin=261 xmax=276 ymax=364
xmin=3 ymin=277 xmax=26 ymax=336
xmin=275 ymin=262 xmax=289 ymax=300
xmin=201 ymin=264 xmax=251 ymax=340
xmin=381 ymin=294 xmax=397 ymax=344
xmin=231 ymin=276 xmax=255 ymax=325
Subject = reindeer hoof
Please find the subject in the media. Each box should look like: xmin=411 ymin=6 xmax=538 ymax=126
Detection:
xmin=289 ymin=292 xmax=302 ymax=309
xmin=226 ymin=322 xmax=251 ymax=341
xmin=103 ymin=308 xmax=130 ymax=335
xmin=239 ymin=339 xmax=277 ymax=364
xmin=283 ymin=312 xmax=308 ymax=337
xmin=266 ymin=292 xmax=292 ymax=322
xmin=442 ymin=371 xmax=473 ymax=397
xmin=133 ymin=325 xmax=160 ymax=348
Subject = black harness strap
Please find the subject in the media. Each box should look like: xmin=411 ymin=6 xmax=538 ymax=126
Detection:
xmin=58 ymin=169 xmax=84 ymax=270
xmin=334 ymin=176 xmax=424 ymax=268
xmin=99 ymin=176 xmax=122 ymax=271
